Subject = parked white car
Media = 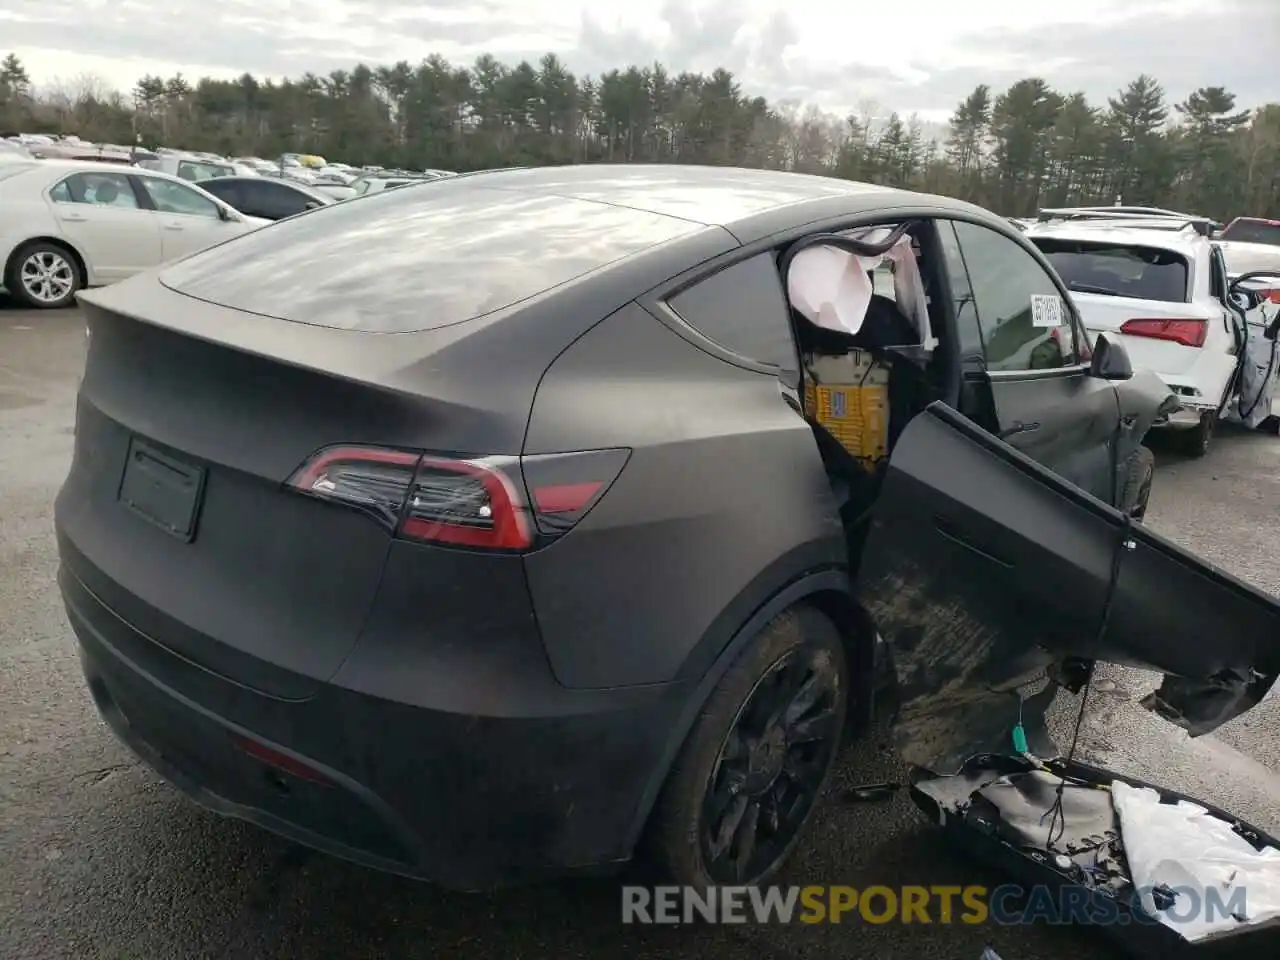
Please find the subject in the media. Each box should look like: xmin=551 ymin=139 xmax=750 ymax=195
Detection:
xmin=1026 ymin=209 xmax=1244 ymax=456
xmin=136 ymin=153 xmax=254 ymax=181
xmin=0 ymin=158 xmax=268 ymax=309
xmin=1217 ymin=217 xmax=1280 ymax=277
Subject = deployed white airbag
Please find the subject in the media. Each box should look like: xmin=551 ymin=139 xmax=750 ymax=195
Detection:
xmin=786 ymin=235 xmax=929 ymax=341
xmin=1111 ymin=780 xmax=1280 ymax=942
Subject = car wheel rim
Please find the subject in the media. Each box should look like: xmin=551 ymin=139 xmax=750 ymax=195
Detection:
xmin=699 ymin=648 xmax=842 ymax=883
xmin=19 ymin=251 xmax=75 ymax=304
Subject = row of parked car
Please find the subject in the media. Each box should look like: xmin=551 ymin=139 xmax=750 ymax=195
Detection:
xmin=48 ymin=165 xmax=1280 ymax=932
xmin=0 ymin=137 xmax=457 ymax=311
xmin=4 ymin=131 xmax=456 ymax=213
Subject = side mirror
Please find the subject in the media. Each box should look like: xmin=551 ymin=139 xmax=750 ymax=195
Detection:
xmin=304 ymin=200 xmax=321 ymax=210
xmin=1231 ymin=289 xmax=1262 ymax=311
xmin=1089 ymin=334 xmax=1134 ymax=381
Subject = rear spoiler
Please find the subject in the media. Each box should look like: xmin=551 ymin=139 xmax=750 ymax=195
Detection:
xmin=1036 ymin=207 xmax=1217 ymax=237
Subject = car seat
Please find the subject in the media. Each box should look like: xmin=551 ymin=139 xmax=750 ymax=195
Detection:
xmin=91 ymin=179 xmax=120 ymax=205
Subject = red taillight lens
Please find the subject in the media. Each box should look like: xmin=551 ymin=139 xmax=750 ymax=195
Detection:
xmin=401 ymin=457 xmax=533 ymax=550
xmin=1119 ymin=318 xmax=1207 ymax=348
xmin=285 ymin=445 xmax=629 ymax=550
xmin=520 ymin=449 xmax=631 ymax=535
xmin=286 ymin=445 xmax=421 ymax=528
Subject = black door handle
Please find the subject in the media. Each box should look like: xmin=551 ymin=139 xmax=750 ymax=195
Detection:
xmin=998 ymin=420 xmax=1041 ymax=440
xmin=935 ymin=517 xmax=1013 ymax=568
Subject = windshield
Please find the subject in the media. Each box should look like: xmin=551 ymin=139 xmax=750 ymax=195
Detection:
xmin=1031 ymin=239 xmax=1190 ymax=303
xmin=1220 ymin=219 xmax=1280 ymax=247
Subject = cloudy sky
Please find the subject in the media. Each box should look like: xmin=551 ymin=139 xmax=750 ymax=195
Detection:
xmin=3 ymin=0 xmax=1275 ymax=123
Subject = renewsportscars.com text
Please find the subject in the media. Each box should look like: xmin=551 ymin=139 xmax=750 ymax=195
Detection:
xmin=621 ymin=884 xmax=1247 ymax=926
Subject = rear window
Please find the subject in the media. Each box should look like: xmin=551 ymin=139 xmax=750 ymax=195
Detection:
xmin=159 ymin=183 xmax=703 ymax=332
xmin=1030 ymin=239 xmax=1190 ymax=303
xmin=1220 ymin=219 xmax=1280 ymax=247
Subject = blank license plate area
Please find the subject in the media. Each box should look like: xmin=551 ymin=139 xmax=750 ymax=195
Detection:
xmin=118 ymin=438 xmax=206 ymax=541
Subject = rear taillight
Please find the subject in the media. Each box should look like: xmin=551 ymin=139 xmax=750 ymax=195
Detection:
xmin=1119 ymin=318 xmax=1207 ymax=348
xmin=285 ymin=445 xmax=628 ymax=551
xmin=402 ymin=456 xmax=531 ymax=549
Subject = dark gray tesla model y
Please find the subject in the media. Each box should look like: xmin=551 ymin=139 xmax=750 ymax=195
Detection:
xmin=56 ymin=165 xmax=1280 ymax=892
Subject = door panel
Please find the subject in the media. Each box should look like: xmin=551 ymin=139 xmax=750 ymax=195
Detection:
xmin=132 ymin=175 xmax=232 ymax=261
xmin=855 ymin=402 xmax=1121 ymax=773
xmin=946 ymin=218 xmax=1124 ymax=503
xmin=49 ymin=174 xmax=163 ymax=280
xmin=989 ymin=372 xmax=1120 ymax=503
xmin=857 ymin=401 xmax=1280 ymax=774
xmin=1100 ymin=523 xmax=1280 ymax=734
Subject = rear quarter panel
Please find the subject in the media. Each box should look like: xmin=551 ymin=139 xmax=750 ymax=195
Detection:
xmin=522 ymin=302 xmax=846 ymax=690
xmin=0 ymin=187 xmax=67 ymax=277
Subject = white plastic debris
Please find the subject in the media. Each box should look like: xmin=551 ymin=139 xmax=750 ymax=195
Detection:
xmin=1111 ymin=780 xmax=1280 ymax=941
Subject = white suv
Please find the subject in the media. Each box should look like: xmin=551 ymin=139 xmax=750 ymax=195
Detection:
xmin=1026 ymin=209 xmax=1245 ymax=456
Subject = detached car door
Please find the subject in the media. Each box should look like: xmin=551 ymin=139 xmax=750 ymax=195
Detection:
xmin=857 ymin=401 xmax=1280 ymax=774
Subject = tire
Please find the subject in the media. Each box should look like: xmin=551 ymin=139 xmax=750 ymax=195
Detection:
xmin=4 ymin=241 xmax=82 ymax=309
xmin=645 ymin=605 xmax=849 ymax=888
xmin=1170 ymin=411 xmax=1215 ymax=458
xmin=1119 ymin=446 xmax=1154 ymax=521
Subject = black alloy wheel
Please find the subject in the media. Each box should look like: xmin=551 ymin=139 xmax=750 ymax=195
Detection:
xmin=698 ymin=647 xmax=843 ymax=884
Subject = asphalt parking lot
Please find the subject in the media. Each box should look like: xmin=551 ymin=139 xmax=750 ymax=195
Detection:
xmin=4 ymin=302 xmax=1280 ymax=960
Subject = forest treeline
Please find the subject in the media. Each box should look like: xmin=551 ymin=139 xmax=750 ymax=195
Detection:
xmin=2 ymin=50 xmax=1277 ymax=220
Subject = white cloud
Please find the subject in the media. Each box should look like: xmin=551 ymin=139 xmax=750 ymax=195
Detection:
xmin=5 ymin=0 xmax=1275 ymax=120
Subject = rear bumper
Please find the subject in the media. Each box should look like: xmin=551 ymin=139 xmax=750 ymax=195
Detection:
xmin=1153 ymin=404 xmax=1210 ymax=429
xmin=1088 ymin=330 xmax=1235 ymax=421
xmin=60 ymin=559 xmax=692 ymax=890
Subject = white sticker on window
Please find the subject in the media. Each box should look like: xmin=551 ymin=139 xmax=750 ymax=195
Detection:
xmin=1030 ymin=293 xmax=1065 ymax=328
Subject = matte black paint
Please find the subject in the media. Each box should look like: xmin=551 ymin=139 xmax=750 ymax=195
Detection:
xmin=523 ymin=302 xmax=844 ymax=689
xmin=55 ymin=165 xmax=1273 ymax=887
xmin=858 ymin=403 xmax=1280 ymax=773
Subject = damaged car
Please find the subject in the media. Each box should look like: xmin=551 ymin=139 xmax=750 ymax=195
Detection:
xmin=55 ymin=166 xmax=1280 ymax=920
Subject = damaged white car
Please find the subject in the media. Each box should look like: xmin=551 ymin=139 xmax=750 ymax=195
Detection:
xmin=1025 ymin=209 xmax=1249 ymax=457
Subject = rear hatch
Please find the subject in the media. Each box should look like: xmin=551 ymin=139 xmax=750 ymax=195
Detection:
xmin=1033 ymin=236 xmax=1209 ymax=376
xmin=56 ymin=179 xmax=711 ymax=698
xmin=58 ymin=290 xmax=511 ymax=699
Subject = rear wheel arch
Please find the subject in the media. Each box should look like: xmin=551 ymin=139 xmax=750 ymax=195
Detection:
xmin=623 ymin=571 xmax=873 ymax=853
